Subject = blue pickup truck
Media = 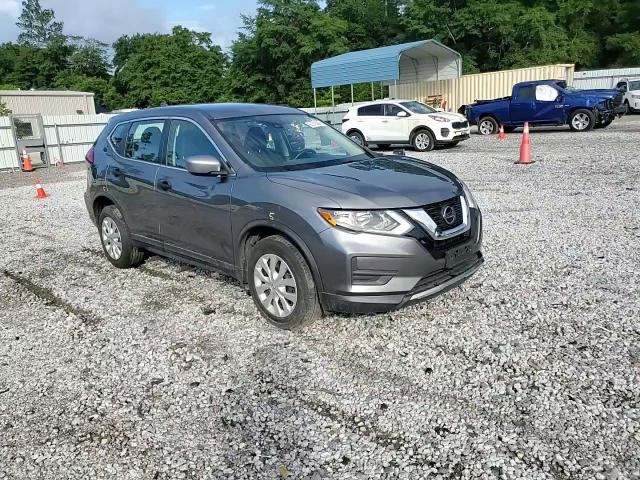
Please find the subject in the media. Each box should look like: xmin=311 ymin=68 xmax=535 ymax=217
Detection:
xmin=463 ymin=80 xmax=626 ymax=135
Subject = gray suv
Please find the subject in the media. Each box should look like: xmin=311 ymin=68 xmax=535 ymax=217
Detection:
xmin=84 ymin=104 xmax=483 ymax=329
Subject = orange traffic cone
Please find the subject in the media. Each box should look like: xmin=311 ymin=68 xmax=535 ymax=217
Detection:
xmin=515 ymin=122 xmax=534 ymax=165
xmin=35 ymin=179 xmax=48 ymax=199
xmin=21 ymin=148 xmax=34 ymax=172
xmin=498 ymin=124 xmax=505 ymax=140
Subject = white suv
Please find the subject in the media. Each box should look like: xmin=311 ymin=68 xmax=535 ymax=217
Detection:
xmin=341 ymin=100 xmax=471 ymax=151
xmin=616 ymin=78 xmax=640 ymax=113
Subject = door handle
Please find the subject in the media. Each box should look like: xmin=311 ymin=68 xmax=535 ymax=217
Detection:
xmin=157 ymin=180 xmax=172 ymax=191
xmin=381 ymin=120 xmax=389 ymax=123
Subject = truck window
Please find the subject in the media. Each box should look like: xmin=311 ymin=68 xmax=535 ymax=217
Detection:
xmin=535 ymin=85 xmax=559 ymax=102
xmin=515 ymin=85 xmax=536 ymax=101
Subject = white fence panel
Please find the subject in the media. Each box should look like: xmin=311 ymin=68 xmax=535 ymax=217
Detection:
xmin=0 ymin=113 xmax=115 ymax=170
xmin=0 ymin=116 xmax=17 ymax=170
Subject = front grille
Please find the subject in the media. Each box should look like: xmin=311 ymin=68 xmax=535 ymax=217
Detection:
xmin=423 ymin=196 xmax=463 ymax=230
xmin=452 ymin=121 xmax=469 ymax=129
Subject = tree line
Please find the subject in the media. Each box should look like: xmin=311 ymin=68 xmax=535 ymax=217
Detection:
xmin=0 ymin=0 xmax=638 ymax=113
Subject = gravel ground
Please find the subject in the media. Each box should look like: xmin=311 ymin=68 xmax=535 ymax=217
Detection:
xmin=0 ymin=116 xmax=639 ymax=480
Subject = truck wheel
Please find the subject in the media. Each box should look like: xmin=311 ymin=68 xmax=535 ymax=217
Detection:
xmin=569 ymin=109 xmax=595 ymax=132
xmin=478 ymin=117 xmax=498 ymax=135
xmin=248 ymin=235 xmax=322 ymax=330
xmin=411 ymin=129 xmax=435 ymax=151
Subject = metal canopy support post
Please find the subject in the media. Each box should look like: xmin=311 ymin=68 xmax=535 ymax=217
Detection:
xmin=380 ymin=81 xmax=383 ymax=99
xmin=350 ymin=84 xmax=354 ymax=106
xmin=313 ymin=88 xmax=317 ymax=114
xmin=393 ymin=79 xmax=397 ymax=99
xmin=371 ymin=82 xmax=374 ymax=100
xmin=331 ymin=86 xmax=335 ymax=121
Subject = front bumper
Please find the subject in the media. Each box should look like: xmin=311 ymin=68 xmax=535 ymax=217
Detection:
xmin=315 ymin=208 xmax=483 ymax=314
xmin=435 ymin=126 xmax=471 ymax=144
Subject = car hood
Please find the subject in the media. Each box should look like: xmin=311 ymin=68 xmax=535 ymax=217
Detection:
xmin=414 ymin=112 xmax=467 ymax=122
xmin=571 ymin=88 xmax=620 ymax=99
xmin=267 ymin=156 xmax=462 ymax=209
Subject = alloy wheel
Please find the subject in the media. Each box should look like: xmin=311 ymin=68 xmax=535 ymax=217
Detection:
xmin=254 ymin=254 xmax=298 ymax=318
xmin=415 ymin=132 xmax=430 ymax=150
xmin=101 ymin=217 xmax=122 ymax=260
xmin=479 ymin=120 xmax=495 ymax=135
xmin=572 ymin=113 xmax=590 ymax=130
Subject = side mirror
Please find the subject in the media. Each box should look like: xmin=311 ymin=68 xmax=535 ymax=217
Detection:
xmin=396 ymin=111 xmax=408 ymax=117
xmin=185 ymin=155 xmax=225 ymax=175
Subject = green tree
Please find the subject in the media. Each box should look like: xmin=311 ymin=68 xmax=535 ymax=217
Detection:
xmin=0 ymin=100 xmax=11 ymax=116
xmin=112 ymin=26 xmax=226 ymax=108
xmin=16 ymin=0 xmax=64 ymax=47
xmin=67 ymin=37 xmax=111 ymax=79
xmin=54 ymin=71 xmax=120 ymax=111
xmin=225 ymin=0 xmax=350 ymax=106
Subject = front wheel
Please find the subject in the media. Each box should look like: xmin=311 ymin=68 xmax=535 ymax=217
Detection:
xmin=594 ymin=118 xmax=613 ymax=129
xmin=248 ymin=235 xmax=322 ymax=329
xmin=411 ymin=129 xmax=435 ymax=152
xmin=569 ymin=109 xmax=595 ymax=132
xmin=478 ymin=117 xmax=498 ymax=135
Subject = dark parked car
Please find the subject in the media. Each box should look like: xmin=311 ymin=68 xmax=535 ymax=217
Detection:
xmin=464 ymin=80 xmax=626 ymax=134
xmin=84 ymin=104 xmax=483 ymax=329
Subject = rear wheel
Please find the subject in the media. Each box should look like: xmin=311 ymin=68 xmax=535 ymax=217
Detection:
xmin=411 ymin=129 xmax=435 ymax=151
xmin=569 ymin=109 xmax=595 ymax=132
xmin=248 ymin=235 xmax=321 ymax=329
xmin=98 ymin=205 xmax=145 ymax=269
xmin=347 ymin=130 xmax=365 ymax=146
xmin=478 ymin=117 xmax=498 ymax=135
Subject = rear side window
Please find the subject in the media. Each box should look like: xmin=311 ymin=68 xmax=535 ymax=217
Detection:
xmin=109 ymin=122 xmax=129 ymax=156
xmin=124 ymin=120 xmax=165 ymax=163
xmin=357 ymin=104 xmax=383 ymax=116
xmin=165 ymin=120 xmax=221 ymax=169
xmin=515 ymin=86 xmax=536 ymax=101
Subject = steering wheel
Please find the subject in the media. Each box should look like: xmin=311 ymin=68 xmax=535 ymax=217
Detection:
xmin=292 ymin=149 xmax=317 ymax=160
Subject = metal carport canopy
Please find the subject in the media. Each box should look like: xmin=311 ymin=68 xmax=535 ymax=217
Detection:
xmin=310 ymin=39 xmax=462 ymax=89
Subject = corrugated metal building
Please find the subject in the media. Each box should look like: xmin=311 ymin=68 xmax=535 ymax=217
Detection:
xmin=0 ymin=90 xmax=96 ymax=115
xmin=573 ymin=67 xmax=640 ymax=90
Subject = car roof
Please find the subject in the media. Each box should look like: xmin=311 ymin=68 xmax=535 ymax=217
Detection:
xmin=110 ymin=103 xmax=304 ymax=122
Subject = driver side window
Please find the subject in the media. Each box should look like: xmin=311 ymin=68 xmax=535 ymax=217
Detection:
xmin=535 ymin=84 xmax=559 ymax=102
xmin=165 ymin=120 xmax=220 ymax=169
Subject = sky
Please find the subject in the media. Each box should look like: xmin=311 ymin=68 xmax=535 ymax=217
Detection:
xmin=0 ymin=0 xmax=259 ymax=49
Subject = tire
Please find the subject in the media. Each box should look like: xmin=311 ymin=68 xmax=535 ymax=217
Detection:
xmin=594 ymin=119 xmax=613 ymax=129
xmin=569 ymin=109 xmax=595 ymax=132
xmin=98 ymin=205 xmax=146 ymax=269
xmin=248 ymin=235 xmax=321 ymax=330
xmin=347 ymin=130 xmax=365 ymax=146
xmin=411 ymin=129 xmax=435 ymax=152
xmin=478 ymin=117 xmax=498 ymax=135
xmin=376 ymin=144 xmax=391 ymax=149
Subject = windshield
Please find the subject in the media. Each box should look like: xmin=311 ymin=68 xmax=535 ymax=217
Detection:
xmin=629 ymin=80 xmax=640 ymax=91
xmin=215 ymin=114 xmax=370 ymax=171
xmin=400 ymin=101 xmax=437 ymax=114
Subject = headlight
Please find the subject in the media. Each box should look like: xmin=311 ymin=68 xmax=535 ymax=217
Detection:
xmin=318 ymin=209 xmax=412 ymax=235
xmin=429 ymin=115 xmax=450 ymax=122
xmin=460 ymin=181 xmax=479 ymax=209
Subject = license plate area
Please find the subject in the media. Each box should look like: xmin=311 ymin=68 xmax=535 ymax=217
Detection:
xmin=445 ymin=243 xmax=474 ymax=267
